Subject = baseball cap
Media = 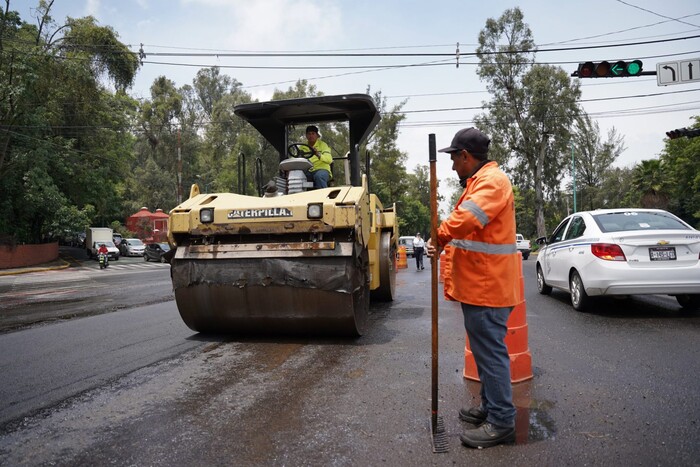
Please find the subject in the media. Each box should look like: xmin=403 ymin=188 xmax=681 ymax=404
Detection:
xmin=438 ymin=127 xmax=490 ymax=156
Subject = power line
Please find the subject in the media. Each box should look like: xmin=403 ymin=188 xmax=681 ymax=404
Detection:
xmin=136 ymin=33 xmax=700 ymax=58
xmin=5 ymin=88 xmax=698 ymax=132
xmin=541 ymin=14 xmax=700 ymax=46
xmin=138 ymin=49 xmax=700 ymax=71
xmin=614 ymin=0 xmax=700 ymax=28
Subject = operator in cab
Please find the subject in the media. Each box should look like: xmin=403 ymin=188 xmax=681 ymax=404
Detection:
xmin=304 ymin=125 xmax=332 ymax=188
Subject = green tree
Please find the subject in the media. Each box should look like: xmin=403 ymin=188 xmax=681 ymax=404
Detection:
xmin=630 ymin=159 xmax=669 ymax=210
xmin=364 ymin=91 xmax=409 ymax=209
xmin=572 ymin=113 xmax=626 ymax=211
xmin=0 ymin=1 xmax=138 ymax=242
xmin=475 ymin=7 xmax=580 ymax=237
xmin=401 ymin=165 xmax=432 ymax=236
xmin=657 ymin=116 xmax=700 ymax=226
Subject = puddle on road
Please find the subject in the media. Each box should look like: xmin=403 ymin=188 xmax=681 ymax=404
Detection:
xmin=464 ymin=378 xmax=557 ymax=444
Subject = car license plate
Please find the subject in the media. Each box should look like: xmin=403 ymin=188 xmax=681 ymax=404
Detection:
xmin=649 ymin=246 xmax=676 ymax=261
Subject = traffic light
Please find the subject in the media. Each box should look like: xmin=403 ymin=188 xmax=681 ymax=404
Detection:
xmin=575 ymin=60 xmax=643 ymax=78
xmin=666 ymin=127 xmax=700 ymax=139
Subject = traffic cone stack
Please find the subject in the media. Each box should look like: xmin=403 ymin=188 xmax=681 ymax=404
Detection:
xmin=464 ymin=252 xmax=533 ymax=383
xmin=397 ymin=246 xmax=408 ymax=269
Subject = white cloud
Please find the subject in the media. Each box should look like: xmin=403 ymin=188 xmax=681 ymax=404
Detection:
xmin=85 ymin=0 xmax=101 ymax=16
xmin=180 ymin=0 xmax=342 ymax=50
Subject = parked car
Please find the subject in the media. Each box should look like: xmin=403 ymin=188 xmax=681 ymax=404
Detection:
xmin=398 ymin=236 xmax=414 ymax=257
xmin=535 ymin=208 xmax=700 ymax=311
xmin=144 ymin=242 xmax=171 ymax=263
xmin=516 ymin=234 xmax=531 ymax=260
xmin=120 ymin=238 xmax=146 ymax=257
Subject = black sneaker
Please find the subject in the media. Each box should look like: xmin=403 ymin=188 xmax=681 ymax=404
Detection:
xmin=458 ymin=406 xmax=487 ymax=425
xmin=459 ymin=422 xmax=515 ymax=449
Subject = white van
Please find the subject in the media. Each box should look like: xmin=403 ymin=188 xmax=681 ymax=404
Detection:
xmin=398 ymin=236 xmax=414 ymax=257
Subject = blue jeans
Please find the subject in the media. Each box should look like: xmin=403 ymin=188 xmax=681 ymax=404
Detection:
xmin=309 ymin=169 xmax=330 ymax=188
xmin=461 ymin=303 xmax=516 ymax=428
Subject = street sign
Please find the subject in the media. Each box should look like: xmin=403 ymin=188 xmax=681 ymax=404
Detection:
xmin=657 ymin=58 xmax=700 ymax=86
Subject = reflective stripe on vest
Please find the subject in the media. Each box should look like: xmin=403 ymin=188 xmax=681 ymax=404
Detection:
xmin=450 ymin=239 xmax=517 ymax=255
xmin=459 ymin=199 xmax=489 ymax=227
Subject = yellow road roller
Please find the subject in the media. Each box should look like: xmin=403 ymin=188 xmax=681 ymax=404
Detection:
xmin=168 ymin=94 xmax=398 ymax=336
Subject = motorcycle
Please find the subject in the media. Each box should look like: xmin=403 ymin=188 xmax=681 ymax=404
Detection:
xmin=98 ymin=252 xmax=109 ymax=269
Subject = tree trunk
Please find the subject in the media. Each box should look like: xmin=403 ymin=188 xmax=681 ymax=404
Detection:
xmin=535 ymin=138 xmax=547 ymax=237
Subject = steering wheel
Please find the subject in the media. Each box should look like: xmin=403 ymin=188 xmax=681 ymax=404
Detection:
xmin=287 ymin=143 xmax=315 ymax=159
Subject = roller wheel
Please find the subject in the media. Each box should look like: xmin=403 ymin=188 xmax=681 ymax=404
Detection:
xmin=371 ymin=231 xmax=397 ymax=302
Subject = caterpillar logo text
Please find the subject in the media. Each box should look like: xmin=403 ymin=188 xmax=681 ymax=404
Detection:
xmin=228 ymin=208 xmax=293 ymax=219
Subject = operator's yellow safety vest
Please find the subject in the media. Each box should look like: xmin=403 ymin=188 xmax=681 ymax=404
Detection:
xmin=437 ymin=161 xmax=519 ymax=307
xmin=308 ymin=139 xmax=333 ymax=177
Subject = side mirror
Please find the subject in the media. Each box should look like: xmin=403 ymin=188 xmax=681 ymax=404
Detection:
xmin=535 ymin=236 xmax=548 ymax=246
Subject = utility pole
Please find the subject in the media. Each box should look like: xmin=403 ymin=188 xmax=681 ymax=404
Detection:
xmin=571 ymin=140 xmax=577 ymax=213
xmin=177 ymin=127 xmax=183 ymax=204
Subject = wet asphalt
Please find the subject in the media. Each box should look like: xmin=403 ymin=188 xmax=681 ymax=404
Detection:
xmin=0 ymin=259 xmax=699 ymax=465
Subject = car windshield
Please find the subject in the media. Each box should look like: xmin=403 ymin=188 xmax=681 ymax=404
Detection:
xmin=98 ymin=241 xmax=116 ymax=248
xmin=593 ymin=211 xmax=690 ymax=233
xmin=128 ymin=239 xmax=144 ymax=246
xmin=158 ymin=243 xmax=171 ymax=251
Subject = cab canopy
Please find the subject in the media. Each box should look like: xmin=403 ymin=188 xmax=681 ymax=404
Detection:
xmin=234 ymin=94 xmax=380 ymax=186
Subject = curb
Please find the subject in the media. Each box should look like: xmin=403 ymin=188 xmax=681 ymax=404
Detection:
xmin=0 ymin=258 xmax=71 ymax=276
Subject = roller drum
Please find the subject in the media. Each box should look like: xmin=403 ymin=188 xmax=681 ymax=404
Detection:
xmin=171 ymin=255 xmax=369 ymax=336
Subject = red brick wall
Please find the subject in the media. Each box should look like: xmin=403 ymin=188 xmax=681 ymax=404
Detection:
xmin=0 ymin=242 xmax=59 ymax=269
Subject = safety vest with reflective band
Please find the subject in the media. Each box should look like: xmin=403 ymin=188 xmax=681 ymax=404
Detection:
xmin=308 ymin=139 xmax=333 ymax=177
xmin=437 ymin=161 xmax=519 ymax=307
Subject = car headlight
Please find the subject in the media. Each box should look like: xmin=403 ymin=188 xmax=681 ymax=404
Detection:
xmin=307 ymin=203 xmax=323 ymax=219
xmin=200 ymin=208 xmax=214 ymax=223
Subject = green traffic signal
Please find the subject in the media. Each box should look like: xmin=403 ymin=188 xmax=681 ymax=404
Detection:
xmin=626 ymin=60 xmax=642 ymax=76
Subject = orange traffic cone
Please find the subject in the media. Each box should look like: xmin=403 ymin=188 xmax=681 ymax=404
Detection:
xmin=397 ymin=246 xmax=408 ymax=269
xmin=464 ymin=252 xmax=533 ymax=383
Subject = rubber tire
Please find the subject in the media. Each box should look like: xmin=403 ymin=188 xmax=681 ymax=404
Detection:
xmin=676 ymin=294 xmax=700 ymax=310
xmin=370 ymin=231 xmax=397 ymax=302
xmin=160 ymin=256 xmax=166 ymax=263
xmin=144 ymin=254 xmax=149 ymax=262
xmin=569 ymin=270 xmax=590 ymax=311
xmin=536 ymin=264 xmax=552 ymax=295
xmin=522 ymin=253 xmax=529 ymax=260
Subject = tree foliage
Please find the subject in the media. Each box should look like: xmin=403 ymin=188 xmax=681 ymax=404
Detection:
xmin=475 ymin=7 xmax=580 ymax=237
xmin=0 ymin=0 xmax=139 ymax=243
xmin=571 ymin=113 xmax=627 ymax=211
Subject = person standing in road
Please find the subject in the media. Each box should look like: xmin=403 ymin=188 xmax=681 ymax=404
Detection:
xmin=303 ymin=125 xmax=333 ymax=189
xmin=426 ymin=127 xmax=520 ymax=449
xmin=413 ymin=232 xmax=425 ymax=270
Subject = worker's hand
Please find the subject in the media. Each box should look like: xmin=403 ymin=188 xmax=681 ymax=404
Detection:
xmin=426 ymin=238 xmax=441 ymax=258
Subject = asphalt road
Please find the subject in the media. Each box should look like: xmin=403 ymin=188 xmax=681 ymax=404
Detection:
xmin=0 ymin=259 xmax=698 ymax=465
xmin=0 ymin=249 xmax=173 ymax=332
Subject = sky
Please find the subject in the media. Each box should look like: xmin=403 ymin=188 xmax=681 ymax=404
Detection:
xmin=15 ymin=0 xmax=700 ymax=193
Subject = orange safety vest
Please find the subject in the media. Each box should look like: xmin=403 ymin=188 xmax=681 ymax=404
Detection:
xmin=437 ymin=161 xmax=519 ymax=307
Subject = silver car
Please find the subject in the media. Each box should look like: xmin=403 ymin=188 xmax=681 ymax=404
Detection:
xmin=535 ymin=208 xmax=700 ymax=311
xmin=120 ymin=238 xmax=146 ymax=257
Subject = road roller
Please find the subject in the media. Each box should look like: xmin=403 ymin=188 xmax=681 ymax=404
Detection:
xmin=167 ymin=94 xmax=398 ymax=336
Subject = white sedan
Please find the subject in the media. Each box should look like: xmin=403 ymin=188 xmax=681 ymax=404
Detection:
xmin=535 ymin=208 xmax=700 ymax=311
